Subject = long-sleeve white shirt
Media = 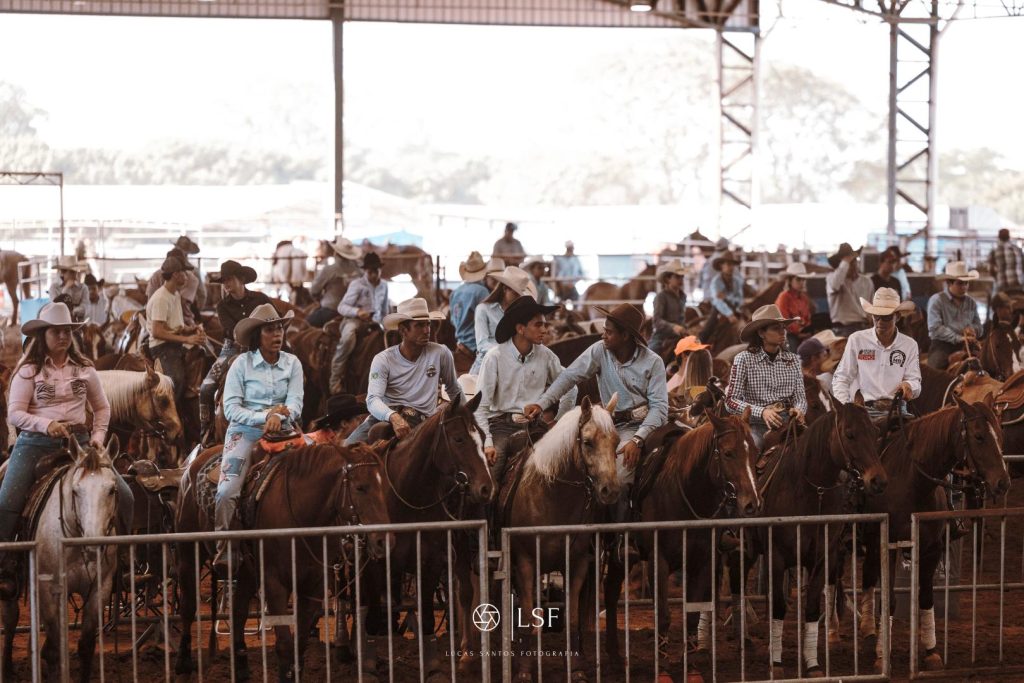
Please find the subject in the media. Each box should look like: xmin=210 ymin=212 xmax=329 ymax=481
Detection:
xmin=826 ymin=261 xmax=874 ymax=326
xmin=832 ymin=328 xmax=921 ymax=403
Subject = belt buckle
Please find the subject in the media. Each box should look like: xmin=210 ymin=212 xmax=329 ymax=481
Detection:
xmin=401 ymin=408 xmax=418 ymax=419
xmin=630 ymin=406 xmax=649 ymax=421
xmin=511 ymin=413 xmax=530 ymax=425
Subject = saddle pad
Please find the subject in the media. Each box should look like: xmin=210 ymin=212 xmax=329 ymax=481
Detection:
xmin=197 ymin=449 xmax=285 ymax=528
xmin=21 ymin=466 xmax=72 ymax=541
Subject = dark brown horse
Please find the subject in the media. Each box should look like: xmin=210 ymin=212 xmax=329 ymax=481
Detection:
xmin=978 ymin=319 xmax=1021 ymax=381
xmin=730 ymin=400 xmax=888 ymax=678
xmin=580 ymin=264 xmax=657 ymax=320
xmin=604 ymin=408 xmax=761 ymax=675
xmin=910 ymin=362 xmax=959 ymax=415
xmin=858 ymin=397 xmax=1009 ymax=672
xmin=174 ymin=442 xmax=390 ymax=681
xmin=0 ymin=251 xmax=31 ymax=324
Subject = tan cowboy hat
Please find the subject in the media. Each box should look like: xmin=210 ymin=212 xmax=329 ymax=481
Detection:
xmin=594 ymin=303 xmax=646 ymax=344
xmin=938 ymin=261 xmax=980 ymax=281
xmin=233 ymin=303 xmax=295 ymax=346
xmin=859 ymin=287 xmax=916 ymax=317
xmin=22 ymin=302 xmax=86 ymax=334
xmin=740 ymin=304 xmax=798 ymax=344
xmin=458 ymin=374 xmax=478 ymax=401
xmin=522 ymin=255 xmax=549 ymax=270
xmin=382 ymin=297 xmax=445 ymax=331
xmin=812 ymin=329 xmax=846 ymax=348
xmin=459 ymin=252 xmax=504 ymax=283
xmin=656 ymin=258 xmax=689 ymax=281
xmin=492 ymin=266 xmax=539 ymax=299
xmin=784 ymin=262 xmax=813 ymax=278
xmin=329 ymin=236 xmax=363 ymax=261
xmin=53 ymin=255 xmax=88 ymax=273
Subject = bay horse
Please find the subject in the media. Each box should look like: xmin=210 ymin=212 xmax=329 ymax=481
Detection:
xmin=580 ymin=264 xmax=657 ymax=320
xmin=978 ymin=319 xmax=1021 ymax=380
xmin=79 ymin=323 xmax=108 ymax=361
xmin=730 ymin=400 xmax=888 ymax=678
xmin=174 ymin=442 xmax=390 ymax=681
xmin=97 ymin=368 xmax=183 ymax=464
xmin=1 ymin=437 xmax=123 ymax=683
xmin=0 ymin=251 xmax=31 ymax=324
xmin=604 ymin=408 xmax=762 ymax=676
xmin=505 ymin=396 xmax=621 ymax=682
xmin=360 ymin=393 xmax=493 ymax=678
xmin=859 ymin=396 xmax=1009 ymax=672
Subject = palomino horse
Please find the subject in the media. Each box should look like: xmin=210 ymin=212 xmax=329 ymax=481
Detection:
xmin=174 ymin=442 xmax=390 ymax=682
xmin=604 ymin=408 xmax=761 ymax=676
xmin=859 ymin=396 xmax=1009 ymax=672
xmin=504 ymin=396 xmax=621 ymax=682
xmin=0 ymin=437 xmax=123 ymax=683
xmin=580 ymin=264 xmax=657 ymax=320
xmin=97 ymin=368 xmax=183 ymax=466
xmin=730 ymin=400 xmax=887 ymax=678
xmin=0 ymin=251 xmax=31 ymax=324
xmin=360 ymin=394 xmax=493 ymax=678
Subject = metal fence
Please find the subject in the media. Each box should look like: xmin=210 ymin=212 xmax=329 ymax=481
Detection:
xmin=0 ymin=541 xmax=40 ymax=683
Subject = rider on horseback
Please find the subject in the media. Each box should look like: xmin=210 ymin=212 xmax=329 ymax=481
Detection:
xmin=699 ymin=250 xmax=744 ymax=344
xmin=308 ymin=236 xmax=363 ymax=328
xmin=306 ymin=393 xmax=368 ymax=445
xmin=648 ymin=259 xmax=688 ymax=357
xmin=927 ymin=261 xmax=983 ymax=371
xmin=48 ymin=256 xmax=89 ymax=322
xmin=471 ymin=266 xmax=537 ymax=374
xmin=328 ymin=251 xmax=388 ymax=396
xmin=450 ymin=252 xmax=504 ymax=364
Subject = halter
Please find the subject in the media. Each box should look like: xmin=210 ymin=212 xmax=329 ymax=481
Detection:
xmin=676 ymin=426 xmax=740 ymax=520
xmin=548 ymin=416 xmax=599 ymax=512
xmin=332 ymin=460 xmax=383 ymax=526
xmin=910 ymin=410 xmax=992 ymax=500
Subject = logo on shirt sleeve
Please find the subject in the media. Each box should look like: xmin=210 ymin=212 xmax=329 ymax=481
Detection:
xmin=889 ymin=350 xmax=907 ymax=367
xmin=857 ymin=349 xmax=876 ymax=361
xmin=426 ymin=364 xmax=437 ymax=378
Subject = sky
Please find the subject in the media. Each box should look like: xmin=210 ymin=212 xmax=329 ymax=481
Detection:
xmin=0 ymin=2 xmax=1022 ymax=168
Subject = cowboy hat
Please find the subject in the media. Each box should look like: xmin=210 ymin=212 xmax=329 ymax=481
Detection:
xmin=309 ymin=394 xmax=367 ymax=431
xmin=160 ymin=255 xmax=195 ymax=274
xmin=740 ymin=304 xmax=798 ymax=344
xmin=674 ymin=335 xmax=710 ymax=356
xmin=712 ymin=251 xmax=742 ymax=271
xmin=459 ymin=252 xmax=504 ymax=283
xmin=783 ymin=262 xmax=813 ymax=278
xmin=382 ymin=297 xmax=445 ymax=331
xmin=209 ymin=259 xmax=257 ymax=285
xmin=827 ymin=243 xmax=863 ymax=269
xmin=715 ymin=238 xmax=730 ymax=250
xmin=233 ymin=303 xmax=295 ymax=347
xmin=595 ymin=303 xmax=646 ymax=344
xmin=859 ymin=287 xmax=915 ymax=317
xmin=522 ymin=256 xmax=549 ymax=270
xmin=882 ymin=245 xmax=908 ymax=259
xmin=495 ymin=295 xmax=558 ymax=344
xmin=656 ymin=259 xmax=689 ymax=281
xmin=458 ymin=374 xmax=478 ymax=401
xmin=171 ymin=235 xmax=200 ymax=255
xmin=53 ymin=255 xmax=88 ymax=273
xmin=937 ymin=261 xmax=980 ymax=281
xmin=812 ymin=329 xmax=846 ymax=348
xmin=491 ymin=266 xmax=539 ymax=299
xmin=329 ymin=236 xmax=363 ymax=261
xmin=22 ymin=302 xmax=86 ymax=334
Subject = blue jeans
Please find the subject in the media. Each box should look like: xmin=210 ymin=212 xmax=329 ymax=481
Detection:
xmin=345 ymin=415 xmax=382 ymax=446
xmin=0 ymin=431 xmax=134 ymax=541
xmin=214 ymin=423 xmax=265 ymax=535
xmin=307 ymin=307 xmax=339 ymax=328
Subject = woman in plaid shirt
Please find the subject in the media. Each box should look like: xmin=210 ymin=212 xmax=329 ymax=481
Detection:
xmin=725 ymin=304 xmax=808 ymax=450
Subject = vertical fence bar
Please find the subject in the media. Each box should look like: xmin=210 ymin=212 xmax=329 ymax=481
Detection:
xmin=322 ymin=536 xmax=331 ymax=682
xmin=501 ymin=531 xmax=512 ymax=683
xmin=681 ymin=528 xmax=687 ymax=683
xmin=880 ymin=518 xmax=891 ymax=678
xmin=416 ymin=532 xmax=425 ymax=683
xmin=796 ymin=524 xmax=802 ymax=675
xmin=96 ymin=547 xmax=105 ymax=683
xmin=943 ymin=523 xmax=950 ymax=664
xmin=999 ymin=515 xmax=1006 ymax=663
xmin=653 ymin=529 xmax=659 ymax=681
xmin=479 ymin=524 xmax=490 ymax=683
xmin=535 ymin=535 xmax=542 ymax=683
xmin=354 ymin=534 xmax=365 ymax=683
xmin=195 ymin=542 xmax=203 ymax=681
xmin=259 ymin=540 xmax=268 ymax=683
xmin=129 ymin=544 xmax=138 ymax=682
xmin=564 ymin=533 xmax=571 ymax=683
xmin=852 ymin=522 xmax=858 ymax=676
xmin=739 ymin=525 xmax=746 ymax=681
xmin=910 ymin=515 xmax=920 ymax=677
xmin=228 ymin=543 xmax=236 ymax=683
xmin=593 ymin=531 xmax=601 ymax=683
xmin=28 ymin=547 xmax=39 ymax=683
xmin=446 ymin=530 xmax=455 ymax=683
xmin=710 ymin=527 xmax=717 ymax=682
xmin=624 ymin=530 xmax=631 ymax=683
xmin=292 ymin=538 xmax=301 ymax=680
xmin=386 ymin=530 xmax=395 ymax=683
xmin=824 ymin=522 xmax=830 ymax=678
xmin=971 ymin=521 xmax=978 ymax=663
xmin=59 ymin=539 xmax=69 ymax=682
xmin=767 ymin=525 xmax=773 ymax=679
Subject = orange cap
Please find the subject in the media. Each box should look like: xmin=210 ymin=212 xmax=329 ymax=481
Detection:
xmin=674 ymin=335 xmax=711 ymax=356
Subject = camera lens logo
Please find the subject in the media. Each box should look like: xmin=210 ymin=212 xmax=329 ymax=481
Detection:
xmin=472 ymin=603 xmax=501 ymax=632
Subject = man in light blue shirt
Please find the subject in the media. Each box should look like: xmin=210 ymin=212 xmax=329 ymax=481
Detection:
xmin=926 ymin=261 xmax=983 ymax=370
xmin=551 ymin=241 xmax=584 ymax=301
xmin=329 ymin=251 xmax=389 ymax=395
xmin=700 ymin=250 xmax=745 ymax=343
xmin=450 ymin=252 xmax=503 ymax=356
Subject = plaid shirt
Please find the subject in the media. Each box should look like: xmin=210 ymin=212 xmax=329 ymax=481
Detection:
xmin=988 ymin=241 xmax=1024 ymax=293
xmin=725 ymin=348 xmax=807 ymax=425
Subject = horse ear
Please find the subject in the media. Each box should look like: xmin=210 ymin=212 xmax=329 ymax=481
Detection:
xmin=822 ymin=391 xmax=836 ymax=412
xmin=853 ymin=391 xmax=865 ymax=407
xmin=606 ymin=392 xmax=619 ymax=415
xmin=145 ymin=366 xmax=160 ymax=390
xmin=466 ymin=390 xmax=482 ymax=413
xmin=68 ymin=436 xmax=83 ymax=461
xmin=580 ymin=395 xmax=592 ymax=423
xmin=105 ymin=434 xmax=120 ymax=460
xmin=741 ymin=406 xmax=752 ymax=423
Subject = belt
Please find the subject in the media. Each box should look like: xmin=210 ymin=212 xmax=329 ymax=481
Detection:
xmin=613 ymin=405 xmax=649 ymax=423
xmin=395 ymin=406 xmax=423 ymax=420
xmin=495 ymin=413 xmax=531 ymax=425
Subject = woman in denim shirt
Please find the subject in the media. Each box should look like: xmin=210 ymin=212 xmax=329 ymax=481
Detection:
xmin=213 ymin=304 xmax=303 ymax=571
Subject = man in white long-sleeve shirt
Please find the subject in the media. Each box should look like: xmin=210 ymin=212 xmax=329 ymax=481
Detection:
xmin=826 ymin=243 xmax=874 ymax=337
xmin=832 ymin=288 xmax=921 ymax=422
xmin=329 ymin=251 xmax=389 ymax=395
xmin=474 ymin=295 xmax=577 ymax=486
xmin=345 ymin=298 xmax=461 ymax=445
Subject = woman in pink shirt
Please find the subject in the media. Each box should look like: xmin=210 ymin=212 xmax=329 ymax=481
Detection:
xmin=1 ymin=302 xmax=133 ymax=597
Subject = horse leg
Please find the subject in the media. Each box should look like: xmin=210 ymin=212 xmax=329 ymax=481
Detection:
xmin=566 ymin=553 xmax=591 ymax=681
xmin=602 ymin=554 xmax=625 ymax=668
xmin=416 ymin=563 xmax=445 ymax=678
xmin=229 ymin=569 xmax=256 ymax=682
xmin=652 ymin=552 xmax=673 ymax=673
xmin=768 ymin=549 xmax=788 ymax=678
xmin=859 ymin=534 xmax=880 ymax=644
xmin=454 ymin=545 xmax=479 ymax=674
xmin=801 ymin=553 xmax=828 ymax=678
xmin=175 ymin=543 xmax=198 ymax=674
xmin=513 ymin=555 xmax=538 ymax=681
xmin=918 ymin=545 xmax=944 ymax=672
xmin=2 ymin=599 xmax=18 ymax=681
xmin=38 ymin=591 xmax=60 ymax=679
xmin=76 ymin=569 xmax=113 ymax=683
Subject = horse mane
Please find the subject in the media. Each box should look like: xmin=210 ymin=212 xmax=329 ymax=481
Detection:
xmin=883 ymin=405 xmax=960 ymax=477
xmin=525 ymin=405 xmax=614 ymax=482
xmin=75 ymin=443 xmax=107 ymax=473
xmin=668 ymin=421 xmax=717 ymax=480
xmin=279 ymin=443 xmax=378 ymax=478
xmin=100 ymin=370 xmax=174 ymax=416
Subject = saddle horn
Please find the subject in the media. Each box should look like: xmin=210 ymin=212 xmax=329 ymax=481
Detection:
xmin=605 ymin=392 xmax=619 ymax=415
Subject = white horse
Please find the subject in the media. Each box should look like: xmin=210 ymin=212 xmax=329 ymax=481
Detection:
xmin=0 ymin=437 xmax=122 ymax=682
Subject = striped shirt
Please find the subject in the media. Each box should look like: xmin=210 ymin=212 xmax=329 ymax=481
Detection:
xmin=725 ymin=347 xmax=807 ymax=425
xmin=988 ymin=240 xmax=1024 ymax=293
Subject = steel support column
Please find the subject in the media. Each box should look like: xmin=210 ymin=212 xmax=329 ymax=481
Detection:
xmin=331 ymin=6 xmax=345 ymax=224
xmin=715 ymin=29 xmax=760 ymax=241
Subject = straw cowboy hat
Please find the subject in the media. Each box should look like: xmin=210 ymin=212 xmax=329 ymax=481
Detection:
xmin=22 ymin=302 xmax=86 ymax=334
xmin=595 ymin=303 xmax=646 ymax=344
xmin=522 ymin=256 xmax=549 ymax=271
xmin=656 ymin=259 xmax=689 ymax=282
xmin=171 ymin=235 xmax=201 ymax=255
xmin=674 ymin=335 xmax=710 ymax=356
xmin=458 ymin=374 xmax=478 ymax=401
xmin=382 ymin=297 xmax=445 ymax=331
xmin=938 ymin=261 xmax=980 ymax=281
xmin=491 ymin=266 xmax=539 ymax=300
xmin=209 ymin=260 xmax=257 ymax=285
xmin=233 ymin=303 xmax=295 ymax=346
xmin=712 ymin=251 xmax=742 ymax=271
xmin=827 ymin=243 xmax=863 ymax=269
xmin=812 ymin=329 xmax=846 ymax=349
xmin=783 ymin=262 xmax=813 ymax=279
xmin=309 ymin=394 xmax=367 ymax=431
xmin=859 ymin=287 xmax=915 ymax=317
xmin=329 ymin=236 xmax=363 ymax=262
xmin=53 ymin=255 xmax=88 ymax=273
xmin=495 ymin=295 xmax=558 ymax=344
xmin=740 ymin=304 xmax=798 ymax=344
xmin=459 ymin=252 xmax=504 ymax=283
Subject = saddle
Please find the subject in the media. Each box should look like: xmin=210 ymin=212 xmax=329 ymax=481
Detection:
xmin=630 ymin=422 xmax=688 ymax=512
xmin=127 ymin=459 xmax=184 ymax=494
xmin=495 ymin=425 xmax=549 ymax=534
xmin=993 ymin=368 xmax=1024 ymax=411
xmin=0 ymin=450 xmax=75 ymax=542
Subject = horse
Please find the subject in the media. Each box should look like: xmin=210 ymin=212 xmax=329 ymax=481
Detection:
xmin=79 ymin=323 xmax=108 ymax=361
xmin=858 ymin=396 xmax=1010 ymax=672
xmin=0 ymin=437 xmax=123 ymax=683
xmin=504 ymin=397 xmax=621 ymax=682
xmin=580 ymin=264 xmax=657 ymax=320
xmin=97 ymin=368 xmax=183 ymax=465
xmin=978 ymin=319 xmax=1022 ymax=381
xmin=0 ymin=251 xmax=31 ymax=324
xmin=174 ymin=441 xmax=390 ymax=682
xmin=603 ymin=408 xmax=762 ymax=675
xmin=360 ymin=393 xmax=493 ymax=678
xmin=730 ymin=400 xmax=888 ymax=678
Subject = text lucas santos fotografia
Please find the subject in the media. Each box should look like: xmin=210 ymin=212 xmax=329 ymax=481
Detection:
xmin=445 ymin=603 xmax=579 ymax=658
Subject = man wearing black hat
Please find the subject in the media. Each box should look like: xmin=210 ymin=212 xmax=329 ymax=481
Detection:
xmin=307 ymin=394 xmax=368 ymax=445
xmin=329 ymin=251 xmax=390 ymax=395
xmin=146 ymin=244 xmax=206 ymax=327
xmin=826 ymin=243 xmax=874 ymax=337
xmin=198 ymin=260 xmax=272 ymax=443
xmin=474 ymin=296 xmax=576 ymax=486
xmin=146 ymin=255 xmax=207 ymax=404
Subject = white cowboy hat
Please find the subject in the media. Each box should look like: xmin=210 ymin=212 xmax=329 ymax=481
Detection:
xmin=784 ymin=262 xmax=813 ymax=278
xmin=233 ymin=303 xmax=295 ymax=346
xmin=459 ymin=252 xmax=504 ymax=283
xmin=812 ymin=329 xmax=846 ymax=348
xmin=382 ymin=297 xmax=445 ymax=331
xmin=492 ymin=266 xmax=539 ymax=299
xmin=457 ymin=374 xmax=477 ymax=400
xmin=938 ymin=261 xmax=980 ymax=281
xmin=22 ymin=302 xmax=86 ymax=334
xmin=859 ymin=287 xmax=916 ymax=317
xmin=740 ymin=304 xmax=798 ymax=344
xmin=53 ymin=255 xmax=88 ymax=273
xmin=329 ymin=236 xmax=363 ymax=262
xmin=656 ymin=258 xmax=689 ymax=281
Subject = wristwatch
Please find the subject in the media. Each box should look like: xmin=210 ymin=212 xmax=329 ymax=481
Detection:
xmin=631 ymin=436 xmax=644 ymax=449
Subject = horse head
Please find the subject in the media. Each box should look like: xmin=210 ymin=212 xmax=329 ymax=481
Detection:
xmin=65 ymin=435 xmax=121 ymax=539
xmin=954 ymin=394 xmax=1011 ymax=499
xmin=572 ymin=395 xmax=621 ymax=506
xmin=705 ymin=407 xmax=760 ymax=517
xmin=983 ymin=321 xmax=1020 ymax=380
xmin=140 ymin=367 xmax=183 ymax=442
xmin=435 ymin=392 xmax=493 ymax=504
xmin=338 ymin=443 xmax=393 ymax=560
xmin=830 ymin=398 xmax=888 ymax=496
xmin=80 ymin=323 xmax=106 ymax=361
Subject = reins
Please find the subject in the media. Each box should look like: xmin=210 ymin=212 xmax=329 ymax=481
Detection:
xmin=676 ymin=427 xmax=739 ymax=520
xmin=382 ymin=415 xmax=473 ymax=520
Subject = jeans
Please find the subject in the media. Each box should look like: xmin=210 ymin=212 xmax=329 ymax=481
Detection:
xmin=329 ymin=318 xmax=363 ymax=393
xmin=151 ymin=342 xmax=186 ymax=403
xmin=488 ymin=418 xmax=528 ymax=488
xmin=214 ymin=423 xmax=264 ymax=536
xmin=307 ymin=307 xmax=339 ymax=328
xmin=345 ymin=415 xmax=382 ymax=445
xmin=199 ymin=341 xmax=236 ymax=437
xmin=0 ymin=431 xmax=134 ymax=541
xmin=928 ymin=339 xmax=959 ymax=370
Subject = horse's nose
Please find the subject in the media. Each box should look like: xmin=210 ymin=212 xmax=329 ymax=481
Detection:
xmin=870 ymin=476 xmax=889 ymax=495
xmin=743 ymin=501 xmax=757 ymax=517
xmin=598 ymin=484 xmax=611 ymax=500
xmin=996 ymin=476 xmax=1010 ymax=496
xmin=479 ymin=482 xmax=493 ymax=502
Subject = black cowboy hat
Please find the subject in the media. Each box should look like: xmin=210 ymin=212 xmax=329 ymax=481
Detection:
xmin=827 ymin=242 xmax=863 ymax=269
xmin=310 ymin=394 xmax=367 ymax=431
xmin=495 ymin=295 xmax=558 ymax=344
xmin=595 ymin=303 xmax=647 ymax=344
xmin=361 ymin=252 xmax=383 ymax=270
xmin=160 ymin=255 xmax=195 ymax=274
xmin=210 ymin=259 xmax=258 ymax=285
xmin=882 ymin=245 xmax=908 ymax=259
xmin=172 ymin=235 xmax=201 ymax=255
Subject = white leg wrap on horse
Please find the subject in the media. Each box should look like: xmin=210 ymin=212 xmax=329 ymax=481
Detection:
xmin=858 ymin=592 xmax=876 ymax=636
xmin=876 ymin=616 xmax=893 ymax=658
xmin=920 ymin=607 xmax=937 ymax=650
xmin=803 ymin=621 xmax=819 ymax=669
xmin=770 ymin=618 xmax=784 ymax=664
xmin=697 ymin=611 xmax=711 ymax=649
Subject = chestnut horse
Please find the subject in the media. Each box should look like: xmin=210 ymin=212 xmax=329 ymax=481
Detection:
xmin=580 ymin=264 xmax=657 ymax=320
xmin=0 ymin=251 xmax=31 ymax=324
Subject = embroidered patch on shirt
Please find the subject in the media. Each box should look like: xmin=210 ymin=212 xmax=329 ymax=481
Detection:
xmin=858 ymin=349 xmax=876 ymax=361
xmin=889 ymin=350 xmax=907 ymax=367
xmin=426 ymin=364 xmax=437 ymax=378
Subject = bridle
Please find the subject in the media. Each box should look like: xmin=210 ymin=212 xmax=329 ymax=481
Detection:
xmin=803 ymin=407 xmax=866 ymax=513
xmin=677 ymin=425 xmax=741 ymax=520
xmin=548 ymin=416 xmax=600 ymax=512
xmin=911 ymin=410 xmax=994 ymax=501
xmin=332 ymin=460 xmax=383 ymax=526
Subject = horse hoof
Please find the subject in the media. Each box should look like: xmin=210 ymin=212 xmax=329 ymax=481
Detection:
xmin=923 ymin=650 xmax=944 ymax=671
xmin=873 ymin=657 xmax=884 ymax=674
xmin=805 ymin=665 xmax=825 ymax=678
xmin=686 ymin=670 xmax=705 ymax=683
xmin=656 ymin=672 xmax=674 ymax=683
